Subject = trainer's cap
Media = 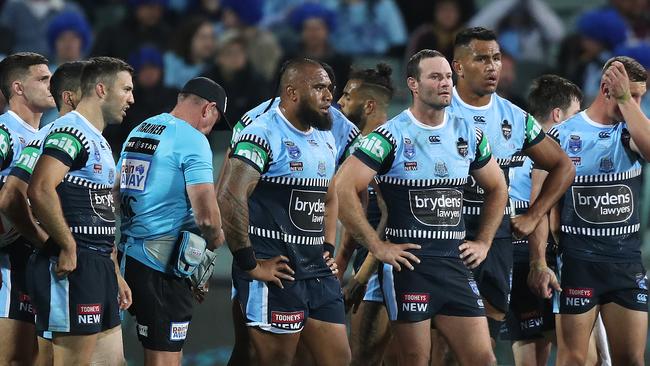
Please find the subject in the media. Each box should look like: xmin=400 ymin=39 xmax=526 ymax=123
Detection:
xmin=181 ymin=77 xmax=231 ymax=128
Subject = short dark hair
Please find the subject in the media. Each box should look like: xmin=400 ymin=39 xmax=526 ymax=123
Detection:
xmin=454 ymin=27 xmax=497 ymax=49
xmin=528 ymin=74 xmax=583 ymax=121
xmin=0 ymin=52 xmax=49 ymax=100
xmin=602 ymin=56 xmax=647 ymax=83
xmin=50 ymin=61 xmax=88 ymax=111
xmin=348 ymin=62 xmax=394 ymax=100
xmin=80 ymin=57 xmax=134 ymax=97
xmin=406 ymin=49 xmax=445 ymax=81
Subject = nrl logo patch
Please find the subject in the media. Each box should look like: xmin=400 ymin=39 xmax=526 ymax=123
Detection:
xmin=501 ymin=120 xmax=512 ymax=140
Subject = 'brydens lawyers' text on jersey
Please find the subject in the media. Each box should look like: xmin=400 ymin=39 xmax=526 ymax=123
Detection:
xmin=230 ymin=99 xmax=360 ymax=166
xmin=549 ymin=111 xmax=643 ymax=262
xmin=449 ymin=90 xmax=545 ymax=239
xmin=231 ymin=107 xmax=337 ymax=280
xmin=118 ymin=113 xmax=214 ymax=272
xmin=353 ymin=109 xmax=492 ymax=258
xmin=38 ymin=111 xmax=116 ymax=254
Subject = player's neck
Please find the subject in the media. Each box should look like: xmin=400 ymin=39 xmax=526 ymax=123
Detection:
xmin=410 ymin=103 xmax=445 ymax=127
xmin=456 ymin=83 xmax=491 ymax=107
xmin=75 ymin=100 xmax=106 ymax=132
xmin=586 ymin=96 xmax=617 ymax=126
xmin=361 ymin=112 xmax=387 ymax=136
xmin=8 ymin=99 xmax=42 ymax=129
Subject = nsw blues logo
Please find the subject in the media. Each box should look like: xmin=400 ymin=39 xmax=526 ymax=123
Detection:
xmin=636 ymin=274 xmax=648 ymax=290
xmin=403 ymin=137 xmax=415 ymax=159
xmin=599 ymin=157 xmax=614 ymax=173
xmin=284 ymin=140 xmax=301 ymax=160
xmin=92 ymin=140 xmax=101 ymax=162
xmin=569 ymin=135 xmax=582 ymax=153
xmin=434 ymin=160 xmax=448 ymax=177
xmin=456 ymin=138 xmax=468 ymax=157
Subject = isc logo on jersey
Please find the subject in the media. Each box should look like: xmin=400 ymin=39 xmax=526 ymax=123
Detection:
xmin=120 ymin=158 xmax=150 ymax=192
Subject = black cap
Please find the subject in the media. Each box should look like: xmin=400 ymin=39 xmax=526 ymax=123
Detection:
xmin=181 ymin=77 xmax=231 ymax=128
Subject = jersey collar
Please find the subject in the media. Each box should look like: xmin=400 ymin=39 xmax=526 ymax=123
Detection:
xmin=452 ymin=87 xmax=494 ymax=111
xmin=71 ymin=110 xmax=103 ymax=136
xmin=580 ymin=110 xmax=620 ymax=128
xmin=7 ymin=110 xmax=38 ymax=133
xmin=406 ymin=108 xmax=448 ymax=130
xmin=276 ymin=106 xmax=314 ymax=135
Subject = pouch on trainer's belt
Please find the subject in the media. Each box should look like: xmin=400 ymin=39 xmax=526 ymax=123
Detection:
xmin=141 ymin=231 xmax=208 ymax=278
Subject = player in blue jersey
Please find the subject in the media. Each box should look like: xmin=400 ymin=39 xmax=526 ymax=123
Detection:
xmin=450 ymin=27 xmax=575 ymax=343
xmin=26 ymin=57 xmax=134 ymax=365
xmin=222 ymin=61 xmax=348 ymax=366
xmin=505 ymin=75 xmax=582 ymax=366
xmin=220 ymin=58 xmax=351 ymax=366
xmin=2 ymin=59 xmax=128 ymax=366
xmin=537 ymin=57 xmax=650 ymax=366
xmin=332 ymin=63 xmax=397 ymax=366
xmin=116 ymin=77 xmax=227 ymax=365
xmin=0 ymin=52 xmax=55 ymax=365
xmin=337 ymin=49 xmax=508 ymax=366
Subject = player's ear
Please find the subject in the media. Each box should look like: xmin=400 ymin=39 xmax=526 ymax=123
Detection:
xmin=407 ymin=77 xmax=418 ymax=95
xmin=452 ymin=60 xmax=463 ymax=78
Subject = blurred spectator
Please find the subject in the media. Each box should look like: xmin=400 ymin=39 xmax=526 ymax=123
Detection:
xmin=104 ymin=45 xmax=178 ymax=153
xmin=610 ymin=0 xmax=650 ymax=42
xmin=46 ymin=11 xmax=92 ymax=68
xmin=332 ymin=0 xmax=408 ymax=56
xmin=614 ymin=42 xmax=650 ymax=115
xmin=92 ymin=0 xmax=171 ymax=61
xmin=496 ymin=52 xmax=526 ymax=108
xmin=396 ymin=0 xmax=475 ymax=33
xmin=163 ymin=16 xmax=216 ymax=89
xmin=185 ymin=0 xmax=222 ymax=23
xmin=220 ymin=0 xmax=282 ymax=81
xmin=0 ymin=0 xmax=84 ymax=57
xmin=405 ymin=0 xmax=464 ymax=61
xmin=284 ymin=2 xmax=351 ymax=99
xmin=202 ymin=31 xmax=270 ymax=130
xmin=468 ymin=0 xmax=564 ymax=63
xmin=557 ymin=8 xmax=629 ymax=103
xmin=260 ymin=0 xmax=337 ymax=29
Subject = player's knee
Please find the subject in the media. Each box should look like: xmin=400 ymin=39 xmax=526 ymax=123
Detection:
xmin=464 ymin=350 xmax=496 ymax=366
xmin=611 ymin=352 xmax=644 ymax=366
xmin=557 ymin=350 xmax=587 ymax=366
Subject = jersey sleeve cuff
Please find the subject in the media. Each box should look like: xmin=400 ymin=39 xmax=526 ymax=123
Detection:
xmin=352 ymin=150 xmax=382 ymax=172
xmin=8 ymin=166 xmax=31 ymax=183
xmin=42 ymin=148 xmax=74 ymax=167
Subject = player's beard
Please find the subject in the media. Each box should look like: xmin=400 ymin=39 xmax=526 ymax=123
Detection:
xmin=345 ymin=104 xmax=366 ymax=130
xmin=297 ymin=100 xmax=332 ymax=131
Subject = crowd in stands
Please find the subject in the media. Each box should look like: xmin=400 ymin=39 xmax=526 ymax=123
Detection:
xmin=0 ymin=0 xmax=648 ymax=151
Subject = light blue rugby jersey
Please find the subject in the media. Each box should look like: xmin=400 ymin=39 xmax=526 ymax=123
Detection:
xmin=353 ymin=109 xmax=492 ymax=258
xmin=230 ymin=98 xmax=360 ymax=166
xmin=449 ymin=89 xmax=545 ymax=239
xmin=37 ymin=111 xmax=117 ymax=254
xmin=118 ymin=113 xmax=214 ymax=272
xmin=0 ymin=111 xmax=42 ymax=245
xmin=231 ymin=107 xmax=337 ymax=280
xmin=548 ymin=111 xmax=643 ymax=262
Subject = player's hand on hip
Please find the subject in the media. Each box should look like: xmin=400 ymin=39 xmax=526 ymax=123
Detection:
xmin=323 ymin=252 xmax=339 ymax=277
xmin=248 ymin=256 xmax=295 ymax=289
xmin=116 ymin=274 xmax=133 ymax=310
xmin=372 ymin=241 xmax=420 ymax=271
xmin=343 ymin=277 xmax=367 ymax=314
xmin=459 ymin=240 xmax=490 ymax=269
xmin=527 ymin=261 xmax=561 ymax=299
xmin=55 ymin=247 xmax=77 ymax=277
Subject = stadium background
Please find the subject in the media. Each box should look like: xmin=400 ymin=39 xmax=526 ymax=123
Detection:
xmin=1 ymin=0 xmax=649 ymax=364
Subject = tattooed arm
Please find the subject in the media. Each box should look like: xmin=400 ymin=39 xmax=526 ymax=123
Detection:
xmin=219 ymin=158 xmax=294 ymax=288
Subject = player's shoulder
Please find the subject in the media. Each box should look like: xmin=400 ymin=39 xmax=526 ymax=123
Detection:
xmin=493 ymin=93 xmax=527 ymax=117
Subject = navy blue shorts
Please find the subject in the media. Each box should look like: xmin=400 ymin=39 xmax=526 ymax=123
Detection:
xmin=506 ymin=262 xmax=555 ymax=341
xmin=232 ymin=268 xmax=345 ymax=334
xmin=0 ymin=240 xmax=35 ymax=323
xmin=27 ymin=248 xmax=120 ymax=335
xmin=380 ymin=257 xmax=485 ymax=322
xmin=556 ymin=254 xmax=648 ymax=314
xmin=472 ymin=238 xmax=513 ymax=313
